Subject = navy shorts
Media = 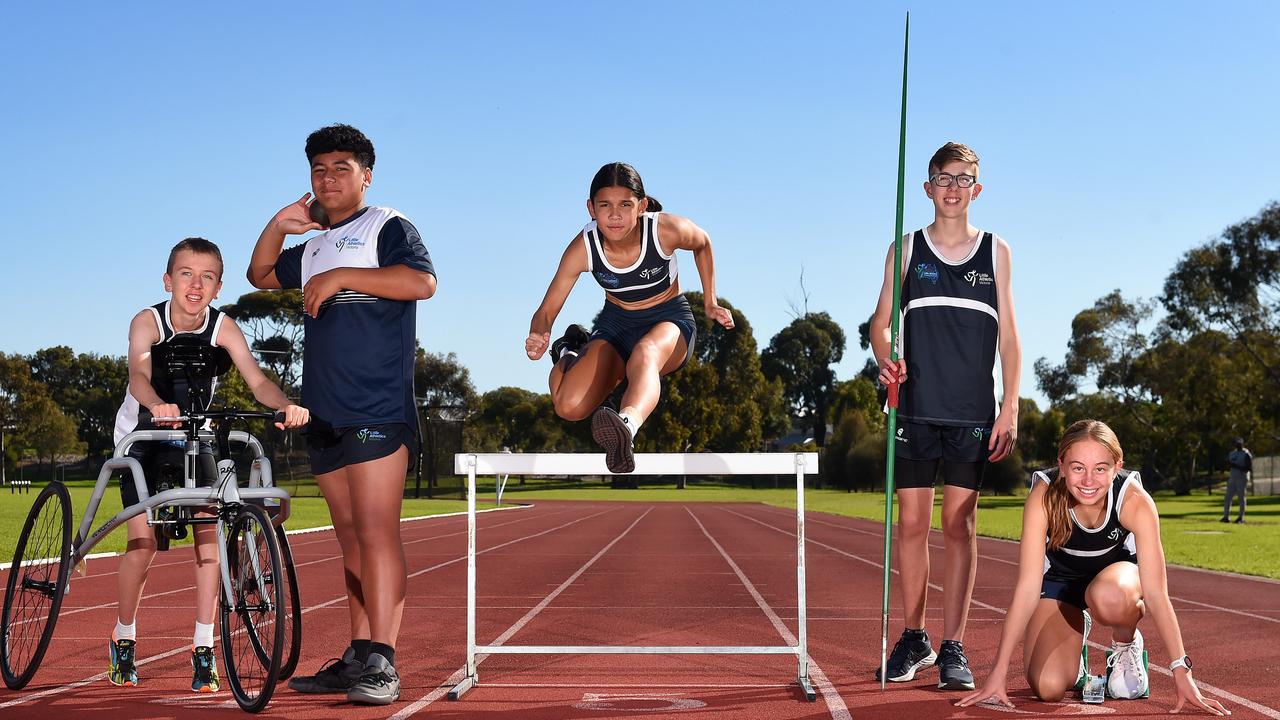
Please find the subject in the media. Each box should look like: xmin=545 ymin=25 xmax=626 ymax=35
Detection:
xmin=895 ymin=421 xmax=992 ymax=463
xmin=305 ymin=421 xmax=418 ymax=476
xmin=1040 ymin=577 xmax=1089 ymax=610
xmin=120 ymin=442 xmax=216 ymax=509
xmin=592 ymin=295 xmax=697 ymax=370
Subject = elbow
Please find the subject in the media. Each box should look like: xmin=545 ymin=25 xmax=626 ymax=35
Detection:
xmin=418 ymin=272 xmax=437 ymax=300
xmin=246 ymin=268 xmax=267 ymax=289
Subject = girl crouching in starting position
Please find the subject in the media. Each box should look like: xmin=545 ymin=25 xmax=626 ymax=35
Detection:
xmin=956 ymin=419 xmax=1228 ymax=715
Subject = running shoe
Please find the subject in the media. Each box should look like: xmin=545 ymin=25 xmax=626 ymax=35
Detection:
xmin=191 ymin=645 xmax=221 ymax=693
xmin=287 ymin=647 xmax=364 ymax=693
xmin=551 ymin=324 xmax=591 ymax=363
xmin=936 ymin=639 xmax=975 ymax=690
xmin=1075 ymin=609 xmax=1093 ymax=690
xmin=347 ymin=652 xmax=401 ymax=705
xmin=108 ymin=638 xmax=138 ymax=687
xmin=1106 ymin=629 xmax=1150 ymax=699
xmin=591 ymin=406 xmax=635 ymax=473
xmin=875 ymin=629 xmax=936 ymax=683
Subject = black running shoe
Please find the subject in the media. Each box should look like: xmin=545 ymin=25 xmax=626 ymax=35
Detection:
xmin=287 ymin=647 xmax=363 ymax=693
xmin=347 ymin=652 xmax=400 ymax=706
xmin=936 ymin=639 xmax=975 ymax=690
xmin=875 ymin=629 xmax=936 ymax=683
xmin=551 ymin=324 xmax=592 ymax=363
xmin=591 ymin=406 xmax=635 ymax=474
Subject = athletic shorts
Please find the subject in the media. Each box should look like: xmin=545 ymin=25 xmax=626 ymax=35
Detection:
xmin=305 ymin=421 xmax=417 ymax=476
xmin=895 ymin=421 xmax=992 ymax=463
xmin=1041 ymin=558 xmax=1137 ymax=610
xmin=592 ymin=295 xmax=697 ymax=370
xmin=120 ymin=442 xmax=216 ymax=509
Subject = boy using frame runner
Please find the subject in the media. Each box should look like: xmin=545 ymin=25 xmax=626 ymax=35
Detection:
xmin=247 ymin=124 xmax=436 ymax=706
xmin=869 ymin=142 xmax=1022 ymax=690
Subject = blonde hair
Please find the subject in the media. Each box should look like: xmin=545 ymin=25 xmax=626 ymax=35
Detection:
xmin=928 ymin=142 xmax=981 ymax=177
xmin=1043 ymin=419 xmax=1124 ymax=550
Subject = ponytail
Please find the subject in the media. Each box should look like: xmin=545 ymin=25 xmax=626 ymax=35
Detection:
xmin=643 ymin=196 xmax=663 ymax=212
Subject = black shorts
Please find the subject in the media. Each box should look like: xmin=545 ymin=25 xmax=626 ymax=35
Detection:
xmin=592 ymin=295 xmax=697 ymax=370
xmin=1040 ymin=577 xmax=1089 ymax=610
xmin=120 ymin=442 xmax=217 ymax=509
xmin=894 ymin=421 xmax=991 ymax=490
xmin=305 ymin=421 xmax=418 ymax=476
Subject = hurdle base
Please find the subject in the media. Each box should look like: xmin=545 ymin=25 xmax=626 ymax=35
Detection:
xmin=448 ymin=674 xmax=477 ymax=700
xmin=797 ymin=676 xmax=817 ymax=702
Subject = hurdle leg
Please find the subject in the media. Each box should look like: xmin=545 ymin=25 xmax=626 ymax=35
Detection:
xmin=449 ymin=455 xmax=479 ymax=699
xmin=795 ymin=453 xmax=816 ymax=701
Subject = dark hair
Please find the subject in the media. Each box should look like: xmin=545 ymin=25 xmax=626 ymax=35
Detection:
xmin=166 ymin=237 xmax=224 ymax=278
xmin=305 ymin=123 xmax=376 ymax=169
xmin=589 ymin=162 xmax=662 ymax=212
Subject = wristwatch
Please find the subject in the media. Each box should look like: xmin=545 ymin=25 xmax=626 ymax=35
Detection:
xmin=1170 ymin=655 xmax=1193 ymax=672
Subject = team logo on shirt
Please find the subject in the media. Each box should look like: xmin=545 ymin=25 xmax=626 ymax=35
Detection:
xmin=1108 ymin=528 xmax=1121 ymax=541
xmin=914 ymin=263 xmax=940 ymax=284
xmin=964 ymin=270 xmax=994 ymax=287
xmin=596 ymin=271 xmax=621 ymax=288
xmin=356 ymin=428 xmax=388 ymax=443
xmin=335 ymin=236 xmax=366 ymax=252
xmin=638 ymin=266 xmax=664 ymax=280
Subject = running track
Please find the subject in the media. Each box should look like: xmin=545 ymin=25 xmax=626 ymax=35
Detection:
xmin=2 ymin=500 xmax=1277 ymax=719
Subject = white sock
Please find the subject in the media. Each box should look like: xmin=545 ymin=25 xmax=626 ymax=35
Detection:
xmin=114 ymin=619 xmax=136 ymax=642
xmin=193 ymin=622 xmax=215 ymax=649
xmin=618 ymin=411 xmax=642 ymax=440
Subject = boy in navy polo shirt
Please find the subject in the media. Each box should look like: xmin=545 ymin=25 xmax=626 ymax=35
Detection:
xmin=247 ymin=124 xmax=436 ymax=705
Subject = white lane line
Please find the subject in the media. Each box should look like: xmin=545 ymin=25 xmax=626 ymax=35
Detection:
xmin=390 ymin=507 xmax=654 ymax=720
xmin=760 ymin=506 xmax=1280 ymax=622
xmin=686 ymin=507 xmax=850 ymax=720
xmin=726 ymin=506 xmax=1280 ymax=720
xmin=0 ymin=505 xmax=617 ymax=710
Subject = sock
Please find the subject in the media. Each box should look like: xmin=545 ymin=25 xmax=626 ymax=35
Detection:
xmin=193 ymin=622 xmax=215 ymax=649
xmin=904 ymin=627 xmax=927 ymax=641
xmin=114 ymin=619 xmax=136 ymax=642
xmin=352 ymin=639 xmax=372 ymax=664
xmin=618 ymin=411 xmax=641 ymax=440
xmin=370 ymin=642 xmax=396 ymax=667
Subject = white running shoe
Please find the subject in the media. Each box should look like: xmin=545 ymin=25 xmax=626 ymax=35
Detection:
xmin=1106 ymin=629 xmax=1149 ymax=699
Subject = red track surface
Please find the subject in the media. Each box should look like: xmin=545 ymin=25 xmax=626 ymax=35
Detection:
xmin=2 ymin=500 xmax=1278 ymax=719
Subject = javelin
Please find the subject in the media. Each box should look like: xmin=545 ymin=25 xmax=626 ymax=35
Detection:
xmin=880 ymin=10 xmax=909 ymax=691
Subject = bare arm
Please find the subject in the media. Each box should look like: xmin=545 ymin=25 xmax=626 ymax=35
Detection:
xmin=216 ymin=319 xmax=310 ymax=429
xmin=247 ymin=194 xmax=324 ymax=289
xmin=989 ymin=237 xmax=1022 ymax=461
xmin=957 ymin=481 xmax=1051 ymax=708
xmin=869 ymin=239 xmax=909 ymax=386
xmin=302 ymin=264 xmax=436 ymax=318
xmin=1121 ymin=488 xmax=1230 ymax=715
xmin=661 ymin=214 xmax=733 ymax=329
xmin=124 ymin=311 xmax=177 ymax=423
xmin=525 ymin=235 xmax=589 ymax=360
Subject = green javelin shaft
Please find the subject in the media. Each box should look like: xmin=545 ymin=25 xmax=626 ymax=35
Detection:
xmin=880 ymin=10 xmax=909 ymax=691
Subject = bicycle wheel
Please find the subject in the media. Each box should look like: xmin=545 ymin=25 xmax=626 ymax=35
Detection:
xmin=274 ymin=525 xmax=302 ymax=680
xmin=219 ymin=504 xmax=285 ymax=713
xmin=1 ymin=481 xmax=72 ymax=690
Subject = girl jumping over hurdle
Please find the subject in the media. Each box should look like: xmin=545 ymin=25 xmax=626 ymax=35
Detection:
xmin=525 ymin=162 xmax=733 ymax=473
xmin=955 ymin=419 xmax=1228 ymax=715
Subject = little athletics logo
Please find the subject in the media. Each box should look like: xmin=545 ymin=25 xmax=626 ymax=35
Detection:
xmin=356 ymin=428 xmax=388 ymax=444
xmin=964 ymin=269 xmax=994 ymax=287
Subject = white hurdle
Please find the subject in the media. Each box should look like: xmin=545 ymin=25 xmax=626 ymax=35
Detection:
xmin=447 ymin=452 xmax=821 ymax=702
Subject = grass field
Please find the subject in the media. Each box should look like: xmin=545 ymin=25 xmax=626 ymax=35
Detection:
xmin=2 ymin=477 xmax=1275 ymax=579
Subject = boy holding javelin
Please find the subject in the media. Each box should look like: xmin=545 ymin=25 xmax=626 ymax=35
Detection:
xmin=869 ymin=141 xmax=1022 ymax=690
xmin=248 ymin=124 xmax=436 ymax=706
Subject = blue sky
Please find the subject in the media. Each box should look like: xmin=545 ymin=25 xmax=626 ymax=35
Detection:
xmin=2 ymin=2 xmax=1278 ymax=410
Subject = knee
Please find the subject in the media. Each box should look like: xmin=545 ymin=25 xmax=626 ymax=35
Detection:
xmin=1026 ymin=669 xmax=1070 ymax=703
xmin=898 ymin=515 xmax=931 ymax=542
xmin=553 ymin=395 xmax=593 ymax=422
xmin=943 ymin=513 xmax=976 ymax=544
xmin=1085 ymin=583 xmax=1141 ymax=625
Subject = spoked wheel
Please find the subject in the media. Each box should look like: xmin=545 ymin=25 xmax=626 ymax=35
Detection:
xmin=1 ymin=482 xmax=73 ymax=690
xmin=219 ymin=504 xmax=285 ymax=713
xmin=274 ymin=524 xmax=302 ymax=680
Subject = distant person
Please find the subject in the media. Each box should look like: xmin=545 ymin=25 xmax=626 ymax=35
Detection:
xmin=868 ymin=142 xmax=1022 ymax=689
xmin=525 ymin=162 xmax=734 ymax=473
xmin=1223 ymin=437 xmax=1252 ymax=524
xmin=110 ymin=238 xmax=308 ymax=692
xmin=956 ymin=419 xmax=1228 ymax=715
xmin=248 ymin=124 xmax=437 ymax=705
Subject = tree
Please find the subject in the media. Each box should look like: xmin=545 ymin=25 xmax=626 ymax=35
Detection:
xmin=220 ymin=290 xmax=306 ymax=392
xmin=761 ymin=312 xmax=846 ymax=446
xmin=464 ymin=387 xmax=572 ymax=453
xmin=0 ymin=353 xmax=36 ymax=481
xmin=16 ymin=392 xmax=84 ymax=481
xmin=27 ymin=346 xmax=128 ymax=460
xmin=414 ymin=349 xmax=478 ymax=492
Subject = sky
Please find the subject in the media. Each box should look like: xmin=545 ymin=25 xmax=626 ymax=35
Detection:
xmin=2 ymin=2 xmax=1278 ymax=411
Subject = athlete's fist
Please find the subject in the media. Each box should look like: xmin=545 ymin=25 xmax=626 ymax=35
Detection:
xmin=526 ymin=331 xmax=550 ymax=360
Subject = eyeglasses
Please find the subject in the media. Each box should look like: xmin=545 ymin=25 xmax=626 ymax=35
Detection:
xmin=929 ymin=173 xmax=977 ymax=188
